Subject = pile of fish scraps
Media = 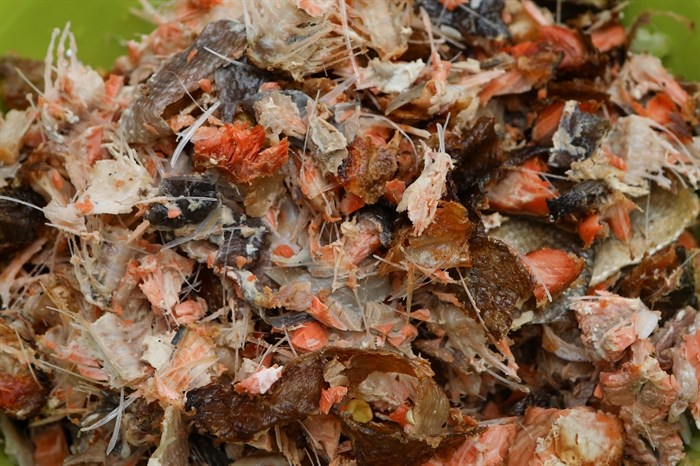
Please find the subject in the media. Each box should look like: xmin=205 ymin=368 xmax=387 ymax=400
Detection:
xmin=2 ymin=0 xmax=700 ymax=465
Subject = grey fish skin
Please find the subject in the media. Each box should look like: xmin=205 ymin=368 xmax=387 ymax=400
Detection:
xmin=120 ymin=20 xmax=248 ymax=144
xmin=214 ymin=63 xmax=270 ymax=123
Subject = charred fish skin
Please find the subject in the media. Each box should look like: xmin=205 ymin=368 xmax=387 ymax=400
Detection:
xmin=145 ymin=176 xmax=219 ymax=230
xmin=547 ymin=180 xmax=611 ymax=221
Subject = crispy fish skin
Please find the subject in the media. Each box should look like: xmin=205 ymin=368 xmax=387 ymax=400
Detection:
xmin=145 ymin=177 xmax=218 ymax=230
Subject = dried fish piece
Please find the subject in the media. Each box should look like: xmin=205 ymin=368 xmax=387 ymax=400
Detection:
xmin=609 ymin=54 xmax=692 ymax=117
xmin=397 ymin=143 xmax=453 ymax=236
xmin=346 ymin=0 xmax=412 ymax=60
xmin=448 ymin=117 xmax=505 ymax=195
xmin=525 ymin=248 xmax=585 ymax=305
xmin=309 ymin=117 xmax=348 ymax=176
xmin=71 ymin=226 xmax=139 ymax=308
xmin=491 ymin=217 xmax=594 ymax=324
xmin=416 ymin=0 xmax=510 ymax=39
xmin=254 ymin=91 xmax=307 ymax=141
xmin=0 ymin=109 xmax=33 ymax=164
xmin=214 ymin=212 xmax=268 ymax=268
xmin=244 ymin=0 xmax=348 ymax=80
xmin=598 ymin=340 xmax=685 ymax=465
xmin=75 ymin=312 xmax=150 ymax=388
xmin=323 ymin=348 xmax=469 ymax=466
xmin=340 ymin=136 xmax=398 ymax=204
xmin=569 ymin=115 xmax=700 ymax=196
xmin=486 ymin=157 xmax=558 ymax=217
xmin=615 ymin=244 xmax=697 ymax=314
xmin=506 ymin=407 xmax=624 ymax=466
xmin=0 ymin=321 xmax=49 ymax=420
xmin=215 ymin=63 xmax=269 ymax=123
xmin=572 ymin=292 xmax=660 ymax=361
xmin=548 ymin=180 xmax=611 ymax=222
xmin=148 ymin=406 xmax=189 ymax=466
xmin=0 ymin=56 xmax=44 ymax=111
xmin=383 ymin=201 xmax=473 ymax=272
xmin=356 ymin=59 xmax=425 ymax=94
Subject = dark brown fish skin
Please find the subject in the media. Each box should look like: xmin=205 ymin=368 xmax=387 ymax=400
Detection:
xmin=453 ymin=232 xmax=536 ymax=340
xmin=548 ymin=102 xmax=610 ymax=169
xmin=214 ymin=213 xmax=268 ymax=269
xmin=120 ymin=20 xmax=248 ymax=144
xmin=546 ymin=79 xmax=610 ymax=103
xmin=195 ymin=267 xmax=225 ymax=316
xmin=504 ymin=387 xmax=566 ymax=416
xmin=214 ymin=62 xmax=270 ymax=123
xmin=489 ymin=217 xmax=595 ymax=324
xmin=355 ymin=204 xmax=395 ymax=248
xmin=341 ymin=416 xmax=449 ymax=466
xmin=0 ymin=56 xmax=44 ymax=111
xmin=189 ymin=433 xmax=229 ymax=466
xmin=188 ymin=348 xmax=465 ymax=464
xmin=0 ymin=187 xmax=45 ymax=254
xmin=319 ymin=348 xmax=466 ymax=466
xmin=447 ymin=117 xmax=505 ymax=197
xmin=535 ymin=0 xmax=617 ymax=22
xmin=382 ymin=201 xmax=473 ymax=273
xmin=547 ymin=180 xmax=610 ymax=222
xmin=186 ymin=352 xmax=325 ymax=442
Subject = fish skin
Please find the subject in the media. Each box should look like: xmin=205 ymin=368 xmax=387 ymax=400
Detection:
xmin=120 ymin=20 xmax=247 ymax=144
